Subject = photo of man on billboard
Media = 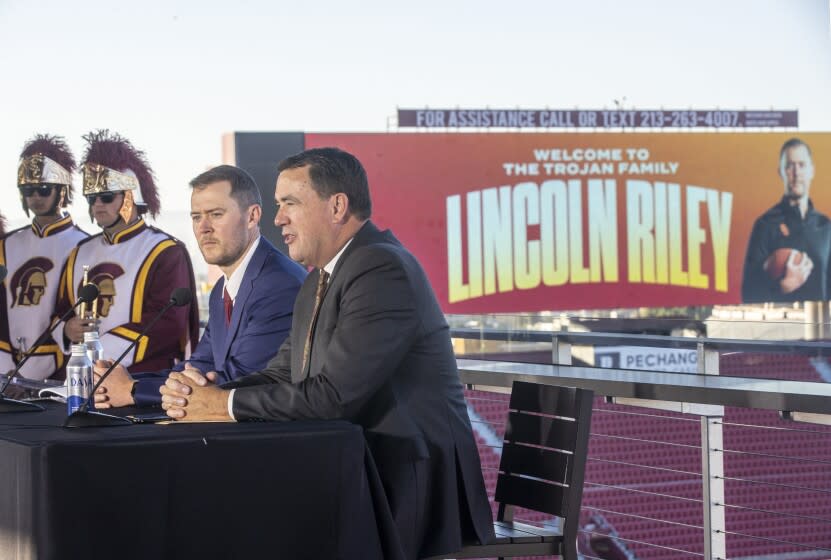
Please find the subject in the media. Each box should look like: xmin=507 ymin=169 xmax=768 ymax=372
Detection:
xmin=742 ymin=138 xmax=831 ymax=303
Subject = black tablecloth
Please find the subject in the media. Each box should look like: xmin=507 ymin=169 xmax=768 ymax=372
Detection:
xmin=0 ymin=403 xmax=402 ymax=560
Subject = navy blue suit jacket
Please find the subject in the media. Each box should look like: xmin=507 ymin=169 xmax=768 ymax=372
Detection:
xmin=133 ymin=238 xmax=306 ymax=406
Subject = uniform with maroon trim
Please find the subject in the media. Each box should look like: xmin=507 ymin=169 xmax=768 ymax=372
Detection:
xmin=55 ymin=218 xmax=199 ymax=372
xmin=0 ymin=216 xmax=88 ymax=379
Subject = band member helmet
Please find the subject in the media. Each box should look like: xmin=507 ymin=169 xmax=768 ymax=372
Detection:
xmin=17 ymin=134 xmax=76 ymax=217
xmin=80 ymin=130 xmax=161 ymax=220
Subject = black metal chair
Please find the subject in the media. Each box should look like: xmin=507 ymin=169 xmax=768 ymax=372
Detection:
xmin=429 ymin=381 xmax=594 ymax=560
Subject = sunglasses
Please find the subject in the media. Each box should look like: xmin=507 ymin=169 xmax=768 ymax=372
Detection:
xmin=19 ymin=185 xmax=56 ymax=197
xmin=85 ymin=192 xmax=120 ymax=205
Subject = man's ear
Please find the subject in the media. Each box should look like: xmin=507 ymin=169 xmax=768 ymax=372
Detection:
xmin=331 ymin=193 xmax=350 ymax=222
xmin=248 ymin=204 xmax=262 ymax=227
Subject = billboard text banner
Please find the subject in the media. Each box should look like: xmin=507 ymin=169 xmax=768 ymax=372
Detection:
xmin=304 ymin=133 xmax=831 ymax=313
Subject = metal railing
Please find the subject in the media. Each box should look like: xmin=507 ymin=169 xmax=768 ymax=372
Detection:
xmin=454 ymin=328 xmax=831 ymax=560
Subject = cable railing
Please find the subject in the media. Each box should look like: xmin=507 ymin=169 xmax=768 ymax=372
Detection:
xmin=454 ymin=327 xmax=831 ymax=560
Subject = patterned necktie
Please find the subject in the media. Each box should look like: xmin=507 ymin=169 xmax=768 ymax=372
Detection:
xmin=223 ymin=287 xmax=233 ymax=326
xmin=301 ymin=269 xmax=329 ymax=374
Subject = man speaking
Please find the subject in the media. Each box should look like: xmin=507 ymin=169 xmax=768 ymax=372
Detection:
xmin=161 ymin=148 xmax=494 ymax=559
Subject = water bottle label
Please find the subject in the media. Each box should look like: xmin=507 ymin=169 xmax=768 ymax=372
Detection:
xmin=67 ymin=395 xmax=85 ymax=415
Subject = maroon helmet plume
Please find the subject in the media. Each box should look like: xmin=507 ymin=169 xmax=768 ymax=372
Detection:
xmin=20 ymin=134 xmax=77 ymax=174
xmin=81 ymin=130 xmax=160 ymax=217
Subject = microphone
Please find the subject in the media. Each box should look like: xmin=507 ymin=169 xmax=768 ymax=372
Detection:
xmin=64 ymin=287 xmax=192 ymax=427
xmin=0 ymin=283 xmax=100 ymax=413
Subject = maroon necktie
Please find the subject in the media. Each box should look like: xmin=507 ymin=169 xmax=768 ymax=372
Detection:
xmin=223 ymin=287 xmax=233 ymax=326
xmin=301 ymin=270 xmax=329 ymax=374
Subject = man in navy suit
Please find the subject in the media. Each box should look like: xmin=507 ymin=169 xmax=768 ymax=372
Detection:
xmin=94 ymin=165 xmax=306 ymax=407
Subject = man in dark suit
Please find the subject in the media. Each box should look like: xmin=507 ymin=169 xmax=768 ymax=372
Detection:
xmin=161 ymin=148 xmax=494 ymax=559
xmin=94 ymin=165 xmax=306 ymax=407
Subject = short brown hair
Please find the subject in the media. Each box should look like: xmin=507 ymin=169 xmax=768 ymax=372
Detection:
xmin=189 ymin=165 xmax=262 ymax=211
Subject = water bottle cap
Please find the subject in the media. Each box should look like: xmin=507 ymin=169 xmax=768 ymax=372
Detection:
xmin=83 ymin=331 xmax=100 ymax=342
xmin=70 ymin=344 xmax=87 ymax=355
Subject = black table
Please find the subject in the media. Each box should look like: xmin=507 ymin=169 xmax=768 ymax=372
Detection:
xmin=0 ymin=403 xmax=402 ymax=560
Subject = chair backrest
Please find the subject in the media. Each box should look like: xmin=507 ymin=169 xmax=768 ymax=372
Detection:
xmin=494 ymin=382 xmax=594 ymax=550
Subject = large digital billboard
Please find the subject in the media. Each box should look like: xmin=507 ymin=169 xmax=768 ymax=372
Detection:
xmin=236 ymin=132 xmax=831 ymax=313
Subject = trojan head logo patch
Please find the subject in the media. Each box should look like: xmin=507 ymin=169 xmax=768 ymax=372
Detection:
xmin=78 ymin=263 xmax=125 ymax=317
xmin=10 ymin=257 xmax=54 ymax=307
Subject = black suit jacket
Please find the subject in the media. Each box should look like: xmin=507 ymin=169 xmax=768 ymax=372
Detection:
xmin=226 ymin=221 xmax=494 ymax=559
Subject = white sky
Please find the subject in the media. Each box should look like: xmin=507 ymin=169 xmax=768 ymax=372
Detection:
xmin=0 ymin=0 xmax=829 ymax=229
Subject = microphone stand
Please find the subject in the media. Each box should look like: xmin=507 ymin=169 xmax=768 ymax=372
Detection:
xmin=65 ymin=288 xmax=191 ymax=428
xmin=0 ymin=284 xmax=99 ymax=413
